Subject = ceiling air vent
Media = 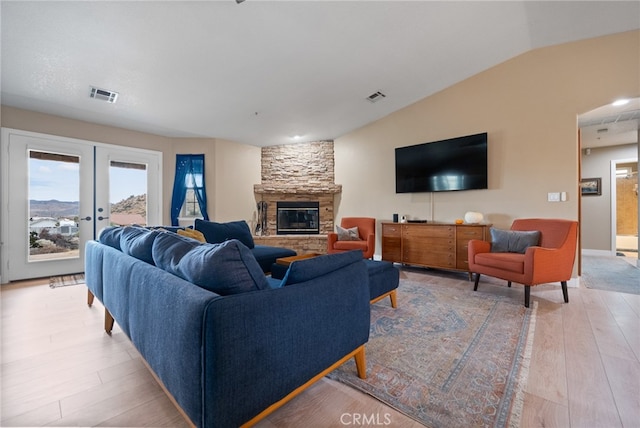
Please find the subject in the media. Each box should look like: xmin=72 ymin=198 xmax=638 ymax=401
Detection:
xmin=366 ymin=91 xmax=386 ymax=103
xmin=90 ymin=86 xmax=118 ymax=103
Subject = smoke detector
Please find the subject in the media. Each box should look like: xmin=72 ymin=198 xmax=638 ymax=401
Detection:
xmin=366 ymin=91 xmax=386 ymax=103
xmin=90 ymin=86 xmax=118 ymax=103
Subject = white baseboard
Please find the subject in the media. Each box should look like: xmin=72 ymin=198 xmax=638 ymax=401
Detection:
xmin=582 ymin=249 xmax=615 ymax=257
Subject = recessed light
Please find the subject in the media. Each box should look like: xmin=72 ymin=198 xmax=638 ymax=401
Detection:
xmin=612 ymin=99 xmax=629 ymax=107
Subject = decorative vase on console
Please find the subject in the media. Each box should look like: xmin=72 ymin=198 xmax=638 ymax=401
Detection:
xmin=464 ymin=211 xmax=483 ymax=224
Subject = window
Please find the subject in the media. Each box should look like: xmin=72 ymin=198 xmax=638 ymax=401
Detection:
xmin=170 ymin=154 xmax=209 ymax=226
xmin=182 ymin=187 xmax=203 ymax=217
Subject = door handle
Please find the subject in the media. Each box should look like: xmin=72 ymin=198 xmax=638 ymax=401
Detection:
xmin=98 ymin=216 xmax=109 ymax=221
xmin=80 ymin=216 xmax=92 ymax=221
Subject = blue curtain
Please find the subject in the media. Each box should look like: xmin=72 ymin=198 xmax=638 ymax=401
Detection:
xmin=170 ymin=154 xmax=210 ymax=226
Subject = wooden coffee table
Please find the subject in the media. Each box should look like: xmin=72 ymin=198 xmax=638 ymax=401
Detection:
xmin=275 ymin=252 xmax=322 ymax=267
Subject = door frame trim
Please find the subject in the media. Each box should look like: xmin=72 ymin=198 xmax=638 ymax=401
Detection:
xmin=0 ymin=127 xmax=162 ymax=283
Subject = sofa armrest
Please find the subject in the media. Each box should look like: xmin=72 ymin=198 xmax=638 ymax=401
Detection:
xmin=201 ymin=258 xmax=370 ymax=427
xmin=468 ymin=239 xmax=491 ymax=270
xmin=327 ymin=232 xmax=339 ymax=251
xmin=524 ymin=245 xmax=575 ymax=284
xmin=365 ymin=233 xmax=375 ymax=257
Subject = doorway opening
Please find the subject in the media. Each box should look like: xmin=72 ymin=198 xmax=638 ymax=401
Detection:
xmin=612 ymin=159 xmax=638 ymax=257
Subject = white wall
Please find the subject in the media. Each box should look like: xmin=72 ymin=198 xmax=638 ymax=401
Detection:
xmin=334 ymin=30 xmax=640 ymax=258
xmin=581 ymin=143 xmax=638 ymax=252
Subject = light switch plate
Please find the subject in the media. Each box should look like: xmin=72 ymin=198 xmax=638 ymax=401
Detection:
xmin=548 ymin=192 xmax=560 ymax=202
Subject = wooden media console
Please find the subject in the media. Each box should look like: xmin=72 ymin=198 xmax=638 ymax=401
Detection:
xmin=381 ymin=222 xmax=491 ymax=272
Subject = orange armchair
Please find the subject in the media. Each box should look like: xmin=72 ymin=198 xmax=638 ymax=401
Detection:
xmin=327 ymin=217 xmax=376 ymax=259
xmin=468 ymin=218 xmax=578 ymax=307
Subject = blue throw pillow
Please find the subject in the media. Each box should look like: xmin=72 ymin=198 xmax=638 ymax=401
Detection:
xmin=490 ymin=228 xmax=541 ymax=254
xmin=194 ymin=219 xmax=255 ymax=249
xmin=281 ymin=250 xmax=364 ymax=286
xmin=152 ymin=231 xmax=202 ymax=273
xmin=98 ymin=226 xmax=123 ymax=250
xmin=174 ymin=239 xmax=269 ymax=295
xmin=119 ymin=226 xmax=161 ymax=264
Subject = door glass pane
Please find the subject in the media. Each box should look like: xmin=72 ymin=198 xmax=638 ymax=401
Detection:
xmin=109 ymin=161 xmax=148 ymax=226
xmin=28 ymin=151 xmax=80 ymax=261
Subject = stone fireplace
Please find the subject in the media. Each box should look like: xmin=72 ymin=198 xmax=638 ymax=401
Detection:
xmin=276 ymin=201 xmax=320 ymax=235
xmin=253 ymin=141 xmax=341 ymax=254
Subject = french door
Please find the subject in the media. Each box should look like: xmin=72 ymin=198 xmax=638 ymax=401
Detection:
xmin=0 ymin=128 xmax=162 ymax=282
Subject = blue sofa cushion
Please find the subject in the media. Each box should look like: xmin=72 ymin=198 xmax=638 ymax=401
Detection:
xmin=195 ymin=219 xmax=255 ymax=249
xmin=252 ymin=245 xmax=297 ymax=273
xmin=281 ymin=250 xmax=364 ymax=286
xmin=119 ymin=226 xmax=160 ymax=265
xmin=171 ymin=239 xmax=269 ymax=295
xmin=98 ymin=226 xmax=124 ymax=250
xmin=152 ymin=231 xmax=203 ymax=273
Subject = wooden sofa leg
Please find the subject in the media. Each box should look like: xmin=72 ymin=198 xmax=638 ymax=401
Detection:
xmin=104 ymin=309 xmax=115 ymax=335
xmin=473 ymin=273 xmax=480 ymax=291
xmin=87 ymin=290 xmax=95 ymax=307
xmin=524 ymin=286 xmax=531 ymax=308
xmin=354 ymin=346 xmax=367 ymax=379
xmin=561 ymin=281 xmax=569 ymax=303
xmin=507 ymin=281 xmax=512 ymax=288
xmin=389 ymin=290 xmax=397 ymax=308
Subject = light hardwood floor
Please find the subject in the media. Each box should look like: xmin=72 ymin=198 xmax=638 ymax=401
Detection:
xmin=1 ymin=262 xmax=638 ymax=427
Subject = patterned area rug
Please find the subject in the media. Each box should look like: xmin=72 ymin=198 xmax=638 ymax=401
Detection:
xmin=582 ymin=255 xmax=640 ymax=295
xmin=328 ymin=272 xmax=536 ymax=428
xmin=49 ymin=273 xmax=85 ymax=288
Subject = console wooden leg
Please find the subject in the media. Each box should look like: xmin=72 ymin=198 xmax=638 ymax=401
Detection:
xmin=104 ymin=309 xmax=114 ymax=335
xmin=354 ymin=346 xmax=367 ymax=379
xmin=389 ymin=290 xmax=397 ymax=308
xmin=87 ymin=290 xmax=95 ymax=307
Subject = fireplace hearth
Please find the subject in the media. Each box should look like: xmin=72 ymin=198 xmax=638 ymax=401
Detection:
xmin=277 ymin=201 xmax=320 ymax=235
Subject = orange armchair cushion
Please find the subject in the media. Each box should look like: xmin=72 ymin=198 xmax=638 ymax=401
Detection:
xmin=475 ymin=252 xmax=524 ymax=274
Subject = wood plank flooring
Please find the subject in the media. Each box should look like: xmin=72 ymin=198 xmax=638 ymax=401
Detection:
xmin=1 ymin=262 xmax=638 ymax=427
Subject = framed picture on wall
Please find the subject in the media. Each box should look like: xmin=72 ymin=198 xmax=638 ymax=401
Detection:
xmin=580 ymin=177 xmax=601 ymax=196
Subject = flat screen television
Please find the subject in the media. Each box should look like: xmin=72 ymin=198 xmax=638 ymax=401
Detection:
xmin=395 ymin=132 xmax=488 ymax=193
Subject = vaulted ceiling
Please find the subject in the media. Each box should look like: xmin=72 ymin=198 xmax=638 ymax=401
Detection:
xmin=2 ymin=1 xmax=639 ymax=147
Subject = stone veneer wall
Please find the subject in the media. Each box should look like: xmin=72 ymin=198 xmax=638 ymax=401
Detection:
xmin=258 ymin=141 xmax=336 ymax=186
xmin=253 ymin=235 xmax=328 ymax=255
xmin=254 ymin=140 xmax=341 ymax=239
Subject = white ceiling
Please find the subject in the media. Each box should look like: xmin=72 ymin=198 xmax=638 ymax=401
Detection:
xmin=579 ymin=97 xmax=640 ymax=149
xmin=2 ymin=1 xmax=639 ymax=147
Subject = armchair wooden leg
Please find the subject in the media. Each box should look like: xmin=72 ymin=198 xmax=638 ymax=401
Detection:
xmin=524 ymin=286 xmax=531 ymax=308
xmin=87 ymin=290 xmax=95 ymax=307
xmin=104 ymin=309 xmax=114 ymax=335
xmin=507 ymin=281 xmax=512 ymax=288
xmin=473 ymin=273 xmax=480 ymax=291
xmin=561 ymin=281 xmax=569 ymax=303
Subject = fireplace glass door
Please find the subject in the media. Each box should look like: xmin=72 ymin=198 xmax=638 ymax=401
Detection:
xmin=276 ymin=201 xmax=320 ymax=235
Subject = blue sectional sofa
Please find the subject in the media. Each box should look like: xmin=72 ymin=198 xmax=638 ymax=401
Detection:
xmin=85 ymin=226 xmax=370 ymax=427
xmin=193 ymin=219 xmax=297 ymax=273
